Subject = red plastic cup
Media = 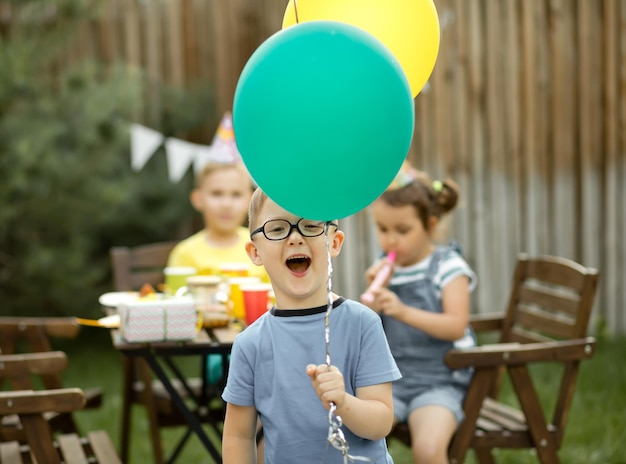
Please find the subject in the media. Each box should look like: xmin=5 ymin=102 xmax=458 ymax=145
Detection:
xmin=241 ymin=284 xmax=271 ymax=325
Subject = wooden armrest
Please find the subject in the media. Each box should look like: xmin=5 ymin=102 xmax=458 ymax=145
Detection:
xmin=0 ymin=389 xmax=86 ymax=415
xmin=469 ymin=312 xmax=505 ymax=332
xmin=0 ymin=352 xmax=68 ymax=377
xmin=445 ymin=337 xmax=596 ymax=369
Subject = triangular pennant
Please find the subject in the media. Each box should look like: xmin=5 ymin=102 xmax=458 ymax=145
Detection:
xmin=165 ymin=137 xmax=198 ymax=183
xmin=193 ymin=144 xmax=216 ymax=175
xmin=130 ymin=124 xmax=163 ymax=171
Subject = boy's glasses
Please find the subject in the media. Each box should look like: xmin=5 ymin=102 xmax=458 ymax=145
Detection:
xmin=250 ymin=218 xmax=338 ymax=241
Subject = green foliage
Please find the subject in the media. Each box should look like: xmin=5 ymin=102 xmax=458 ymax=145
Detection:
xmin=0 ymin=0 xmax=215 ymax=318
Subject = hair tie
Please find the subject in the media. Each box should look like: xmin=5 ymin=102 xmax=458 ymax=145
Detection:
xmin=432 ymin=180 xmax=443 ymax=193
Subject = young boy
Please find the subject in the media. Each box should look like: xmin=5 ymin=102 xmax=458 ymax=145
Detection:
xmin=221 ymin=189 xmax=401 ymax=463
xmin=167 ymin=161 xmax=268 ymax=282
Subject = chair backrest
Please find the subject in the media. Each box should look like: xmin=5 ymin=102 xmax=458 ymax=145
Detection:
xmin=110 ymin=241 xmax=178 ymax=291
xmin=0 ymin=351 xmax=68 ymax=391
xmin=499 ymin=254 xmax=599 ymax=344
xmin=0 ymin=317 xmax=80 ymax=389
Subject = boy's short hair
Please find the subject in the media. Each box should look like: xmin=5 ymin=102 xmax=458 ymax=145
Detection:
xmin=248 ymin=189 xmax=340 ymax=233
xmin=195 ymin=161 xmax=252 ymax=189
xmin=248 ymin=188 xmax=268 ymax=230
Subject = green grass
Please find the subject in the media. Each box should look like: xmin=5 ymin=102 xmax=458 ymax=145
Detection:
xmin=58 ymin=331 xmax=626 ymax=463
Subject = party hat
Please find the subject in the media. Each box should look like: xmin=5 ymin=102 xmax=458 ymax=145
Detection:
xmin=209 ymin=111 xmax=241 ymax=163
xmin=386 ymin=159 xmax=418 ymax=190
xmin=194 ymin=112 xmax=243 ymax=173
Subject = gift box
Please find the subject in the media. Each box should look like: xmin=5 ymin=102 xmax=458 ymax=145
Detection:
xmin=118 ymin=299 xmax=199 ymax=343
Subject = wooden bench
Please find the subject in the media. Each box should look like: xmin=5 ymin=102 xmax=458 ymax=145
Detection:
xmin=0 ymin=389 xmax=120 ymax=464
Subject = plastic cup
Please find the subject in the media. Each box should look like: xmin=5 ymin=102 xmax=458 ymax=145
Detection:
xmin=227 ymin=277 xmax=261 ymax=321
xmin=241 ymin=284 xmax=272 ymax=325
xmin=164 ymin=267 xmax=197 ymax=296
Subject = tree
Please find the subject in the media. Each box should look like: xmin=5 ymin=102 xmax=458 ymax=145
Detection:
xmin=0 ymin=0 xmax=215 ymax=317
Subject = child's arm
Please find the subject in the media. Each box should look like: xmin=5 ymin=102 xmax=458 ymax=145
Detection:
xmin=306 ymin=364 xmax=394 ymax=440
xmin=372 ymin=275 xmax=470 ymax=340
xmin=222 ymin=403 xmax=258 ymax=463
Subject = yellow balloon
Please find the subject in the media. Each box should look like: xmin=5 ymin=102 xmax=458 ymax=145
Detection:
xmin=283 ymin=0 xmax=440 ymax=98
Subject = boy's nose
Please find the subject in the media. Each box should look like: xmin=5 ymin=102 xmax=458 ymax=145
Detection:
xmin=286 ymin=228 xmax=304 ymax=244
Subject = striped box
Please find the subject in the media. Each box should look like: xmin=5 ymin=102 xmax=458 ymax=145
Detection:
xmin=118 ymin=300 xmax=199 ymax=343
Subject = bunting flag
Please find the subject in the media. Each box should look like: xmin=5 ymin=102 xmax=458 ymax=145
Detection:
xmin=165 ymin=137 xmax=200 ymax=183
xmin=131 ymin=112 xmax=243 ymax=183
xmin=130 ymin=123 xmax=164 ymax=171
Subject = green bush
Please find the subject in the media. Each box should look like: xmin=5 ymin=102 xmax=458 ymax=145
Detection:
xmin=0 ymin=0 xmax=214 ymax=318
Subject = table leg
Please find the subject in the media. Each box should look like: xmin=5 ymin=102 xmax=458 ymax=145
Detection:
xmin=142 ymin=351 xmax=222 ymax=463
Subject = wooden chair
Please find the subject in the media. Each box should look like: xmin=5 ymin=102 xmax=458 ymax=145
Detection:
xmin=0 ymin=352 xmax=120 ymax=464
xmin=110 ymin=241 xmax=178 ymax=293
xmin=0 ymin=317 xmax=103 ymax=441
xmin=389 ymin=254 xmax=599 ymax=464
xmin=110 ymin=241 xmax=207 ymax=464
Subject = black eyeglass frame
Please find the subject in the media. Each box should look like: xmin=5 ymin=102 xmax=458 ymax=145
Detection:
xmin=250 ymin=218 xmax=339 ymax=241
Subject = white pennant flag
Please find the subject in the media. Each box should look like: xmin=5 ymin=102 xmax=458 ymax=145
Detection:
xmin=165 ymin=137 xmax=198 ymax=183
xmin=130 ymin=124 xmax=163 ymax=171
xmin=193 ymin=144 xmax=216 ymax=175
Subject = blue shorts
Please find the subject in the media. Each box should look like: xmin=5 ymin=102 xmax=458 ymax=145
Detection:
xmin=393 ymin=384 xmax=466 ymax=424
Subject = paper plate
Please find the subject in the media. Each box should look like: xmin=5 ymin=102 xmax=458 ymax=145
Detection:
xmin=98 ymin=291 xmax=139 ymax=308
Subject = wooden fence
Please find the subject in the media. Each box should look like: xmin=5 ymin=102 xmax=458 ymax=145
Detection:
xmin=12 ymin=0 xmax=626 ymax=335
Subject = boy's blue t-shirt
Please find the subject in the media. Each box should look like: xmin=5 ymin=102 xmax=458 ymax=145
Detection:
xmin=222 ymin=297 xmax=401 ymax=464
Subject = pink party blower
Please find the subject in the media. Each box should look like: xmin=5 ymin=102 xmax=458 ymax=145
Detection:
xmin=361 ymin=251 xmax=396 ymax=304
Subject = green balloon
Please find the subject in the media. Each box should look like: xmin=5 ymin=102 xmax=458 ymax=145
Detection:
xmin=234 ymin=20 xmax=414 ymax=220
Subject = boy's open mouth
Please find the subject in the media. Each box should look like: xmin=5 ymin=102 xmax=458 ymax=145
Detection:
xmin=286 ymin=255 xmax=311 ymax=273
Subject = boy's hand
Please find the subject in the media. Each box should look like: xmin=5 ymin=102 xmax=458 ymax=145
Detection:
xmin=306 ymin=364 xmax=346 ymax=410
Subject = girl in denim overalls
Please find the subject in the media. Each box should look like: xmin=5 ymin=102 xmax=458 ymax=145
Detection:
xmin=362 ymin=163 xmax=477 ymax=464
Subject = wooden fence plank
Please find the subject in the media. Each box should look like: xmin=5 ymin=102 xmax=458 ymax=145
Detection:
xmin=143 ymin=0 xmax=163 ymax=126
xmin=520 ymin=0 xmax=536 ymax=254
xmin=618 ymin=1 xmax=626 ymax=334
xmin=485 ymin=0 xmax=509 ymax=309
xmin=451 ymin=0 xmax=472 ymax=254
xmin=122 ymin=0 xmax=141 ymax=68
xmin=577 ymin=0 xmax=603 ymax=328
xmin=599 ymin=0 xmax=617 ymax=334
xmin=467 ymin=0 xmax=491 ymax=310
xmin=550 ymin=0 xmax=576 ymax=259
xmin=504 ymin=0 xmax=522 ymax=258
xmin=164 ymin=0 xmax=184 ymax=87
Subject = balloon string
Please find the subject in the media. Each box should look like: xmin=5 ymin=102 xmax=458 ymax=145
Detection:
xmin=324 ymin=223 xmax=333 ymax=369
xmin=294 ymin=0 xmax=300 ymax=23
xmin=322 ymin=225 xmax=375 ymax=464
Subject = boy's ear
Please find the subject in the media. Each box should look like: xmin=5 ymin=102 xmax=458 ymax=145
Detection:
xmin=245 ymin=240 xmax=263 ymax=266
xmin=330 ymin=230 xmax=345 ymax=258
xmin=190 ymin=189 xmax=203 ymax=212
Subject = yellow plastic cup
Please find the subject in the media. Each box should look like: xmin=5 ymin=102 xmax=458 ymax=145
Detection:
xmin=228 ymin=276 xmax=260 ymax=321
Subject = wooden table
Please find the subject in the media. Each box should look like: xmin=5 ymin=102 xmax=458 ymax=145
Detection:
xmin=111 ymin=324 xmax=240 ymax=463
